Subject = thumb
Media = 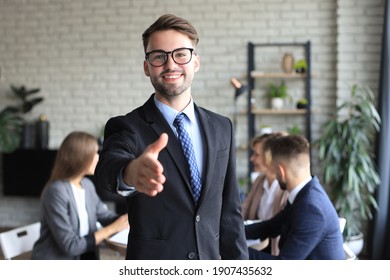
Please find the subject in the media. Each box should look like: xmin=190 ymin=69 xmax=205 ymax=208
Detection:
xmin=147 ymin=133 xmax=168 ymax=155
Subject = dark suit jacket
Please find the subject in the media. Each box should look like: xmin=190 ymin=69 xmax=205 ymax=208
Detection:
xmin=95 ymin=94 xmax=248 ymax=260
xmin=245 ymin=176 xmax=345 ymax=260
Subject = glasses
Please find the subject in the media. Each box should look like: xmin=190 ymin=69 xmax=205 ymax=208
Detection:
xmin=145 ymin=47 xmax=194 ymax=67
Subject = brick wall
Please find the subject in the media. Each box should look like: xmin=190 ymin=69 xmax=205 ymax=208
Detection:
xmin=0 ymin=0 xmax=385 ymax=227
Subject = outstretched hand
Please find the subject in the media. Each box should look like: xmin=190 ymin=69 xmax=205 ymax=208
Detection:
xmin=124 ymin=133 xmax=168 ymax=196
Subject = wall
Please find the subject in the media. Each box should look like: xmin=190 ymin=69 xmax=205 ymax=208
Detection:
xmin=0 ymin=0 xmax=385 ymax=227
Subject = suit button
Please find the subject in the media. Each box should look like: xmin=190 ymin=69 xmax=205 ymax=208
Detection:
xmin=188 ymin=252 xmax=196 ymax=259
xmin=195 ymin=215 xmax=200 ymax=222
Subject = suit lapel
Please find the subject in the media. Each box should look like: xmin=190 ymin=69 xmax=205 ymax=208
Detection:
xmin=195 ymin=106 xmax=214 ymax=206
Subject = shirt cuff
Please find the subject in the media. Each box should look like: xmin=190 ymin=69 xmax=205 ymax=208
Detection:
xmin=116 ymin=168 xmax=136 ymax=197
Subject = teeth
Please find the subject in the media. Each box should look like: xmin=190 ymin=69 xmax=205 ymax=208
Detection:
xmin=164 ymin=75 xmax=180 ymax=79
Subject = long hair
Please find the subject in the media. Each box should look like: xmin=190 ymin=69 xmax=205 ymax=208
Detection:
xmin=48 ymin=131 xmax=97 ymax=182
xmin=142 ymin=14 xmax=199 ymax=52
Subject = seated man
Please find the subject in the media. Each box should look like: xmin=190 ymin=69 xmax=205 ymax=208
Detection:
xmin=245 ymin=135 xmax=345 ymax=260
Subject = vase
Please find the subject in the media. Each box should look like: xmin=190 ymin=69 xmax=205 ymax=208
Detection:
xmin=282 ymin=53 xmax=294 ymax=73
xmin=36 ymin=114 xmax=49 ymax=149
xmin=21 ymin=122 xmax=36 ymax=149
xmin=345 ymin=232 xmax=364 ymax=257
xmin=271 ymin=97 xmax=284 ymax=109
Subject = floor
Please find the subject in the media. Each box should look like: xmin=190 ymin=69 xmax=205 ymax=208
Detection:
xmin=0 ymin=227 xmax=125 ymax=260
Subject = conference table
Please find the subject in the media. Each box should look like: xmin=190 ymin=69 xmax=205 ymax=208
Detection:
xmin=105 ymin=228 xmax=269 ymax=257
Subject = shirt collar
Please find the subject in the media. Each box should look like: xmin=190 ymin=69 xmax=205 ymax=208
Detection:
xmin=288 ymin=176 xmax=312 ymax=204
xmin=154 ymin=95 xmax=196 ymax=126
xmin=262 ymin=178 xmax=279 ymax=193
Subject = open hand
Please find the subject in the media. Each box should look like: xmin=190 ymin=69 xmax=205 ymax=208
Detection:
xmin=123 ymin=133 xmax=168 ymax=196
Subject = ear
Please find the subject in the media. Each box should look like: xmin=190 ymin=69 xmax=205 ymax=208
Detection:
xmin=277 ymin=164 xmax=286 ymax=180
xmin=144 ymin=60 xmax=150 ymax=77
xmin=193 ymin=53 xmax=200 ymax=73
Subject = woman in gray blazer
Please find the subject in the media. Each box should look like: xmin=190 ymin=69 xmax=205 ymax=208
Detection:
xmin=31 ymin=131 xmax=128 ymax=260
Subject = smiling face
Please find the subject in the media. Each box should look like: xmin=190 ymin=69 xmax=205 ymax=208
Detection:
xmin=143 ymin=29 xmax=200 ymax=103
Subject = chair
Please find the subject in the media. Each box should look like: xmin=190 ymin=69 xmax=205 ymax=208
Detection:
xmin=0 ymin=222 xmax=40 ymax=259
xmin=339 ymin=218 xmax=357 ymax=260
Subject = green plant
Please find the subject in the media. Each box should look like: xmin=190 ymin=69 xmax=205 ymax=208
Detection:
xmin=0 ymin=109 xmax=23 ymax=152
xmin=315 ymin=84 xmax=381 ymax=238
xmin=287 ymin=124 xmax=301 ymax=135
xmin=7 ymin=85 xmax=43 ymax=114
xmin=294 ymin=59 xmax=307 ymax=73
xmin=296 ymin=98 xmax=308 ymax=109
xmin=0 ymin=84 xmax=44 ymax=152
xmin=265 ymin=80 xmax=288 ymax=99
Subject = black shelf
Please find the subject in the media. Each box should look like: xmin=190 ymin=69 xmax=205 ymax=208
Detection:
xmin=246 ymin=41 xmax=312 ymax=185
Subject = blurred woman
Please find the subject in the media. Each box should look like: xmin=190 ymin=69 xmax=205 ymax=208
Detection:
xmin=32 ymin=131 xmax=128 ymax=259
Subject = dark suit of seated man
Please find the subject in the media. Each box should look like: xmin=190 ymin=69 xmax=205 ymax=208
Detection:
xmin=245 ymin=135 xmax=345 ymax=260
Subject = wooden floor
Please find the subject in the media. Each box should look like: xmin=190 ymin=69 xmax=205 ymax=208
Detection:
xmin=0 ymin=227 xmax=124 ymax=260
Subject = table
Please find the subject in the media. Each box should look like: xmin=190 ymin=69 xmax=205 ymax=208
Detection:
xmin=105 ymin=239 xmax=127 ymax=256
xmin=105 ymin=228 xmax=269 ymax=256
xmin=105 ymin=228 xmax=128 ymax=256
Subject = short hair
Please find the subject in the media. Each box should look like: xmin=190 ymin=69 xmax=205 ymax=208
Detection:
xmin=251 ymin=131 xmax=288 ymax=149
xmin=49 ymin=131 xmax=98 ymax=182
xmin=142 ymin=14 xmax=199 ymax=52
xmin=264 ymin=135 xmax=310 ymax=165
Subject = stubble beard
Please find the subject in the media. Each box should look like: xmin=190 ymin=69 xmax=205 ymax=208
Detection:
xmin=151 ymin=71 xmax=192 ymax=100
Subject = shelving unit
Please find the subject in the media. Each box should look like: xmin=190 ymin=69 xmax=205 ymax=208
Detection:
xmin=245 ymin=41 xmax=312 ymax=182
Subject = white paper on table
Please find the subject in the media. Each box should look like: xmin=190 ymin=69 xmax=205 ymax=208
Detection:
xmin=246 ymin=239 xmax=261 ymax=247
xmin=108 ymin=228 xmax=129 ymax=245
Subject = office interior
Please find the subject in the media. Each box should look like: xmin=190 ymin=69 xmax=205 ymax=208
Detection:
xmin=0 ymin=0 xmax=389 ymax=260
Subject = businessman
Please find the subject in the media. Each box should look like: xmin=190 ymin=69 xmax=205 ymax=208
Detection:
xmin=95 ymin=14 xmax=248 ymax=260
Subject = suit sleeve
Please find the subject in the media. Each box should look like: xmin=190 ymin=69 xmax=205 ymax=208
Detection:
xmin=277 ymin=202 xmax=326 ymax=259
xmin=95 ymin=116 xmax=139 ymax=195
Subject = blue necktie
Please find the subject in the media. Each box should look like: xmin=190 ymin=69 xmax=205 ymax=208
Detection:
xmin=173 ymin=113 xmax=202 ymax=203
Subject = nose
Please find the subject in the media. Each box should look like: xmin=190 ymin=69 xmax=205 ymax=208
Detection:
xmin=164 ymin=53 xmax=177 ymax=68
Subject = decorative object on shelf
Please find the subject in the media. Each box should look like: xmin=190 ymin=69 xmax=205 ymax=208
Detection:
xmin=36 ymin=114 xmax=49 ymax=149
xmin=265 ymin=80 xmax=289 ymax=109
xmin=294 ymin=59 xmax=307 ymax=73
xmin=296 ymin=98 xmax=308 ymax=109
xmin=281 ymin=53 xmax=295 ymax=73
xmin=259 ymin=125 xmax=272 ymax=135
xmin=315 ymin=84 xmax=381 ymax=256
xmin=21 ymin=121 xmax=36 ymax=149
xmin=287 ymin=124 xmax=301 ymax=135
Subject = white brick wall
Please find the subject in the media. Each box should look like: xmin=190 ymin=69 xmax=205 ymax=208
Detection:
xmin=0 ymin=0 xmax=385 ymax=227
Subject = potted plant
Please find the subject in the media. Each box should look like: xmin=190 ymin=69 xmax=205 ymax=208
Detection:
xmin=296 ymin=98 xmax=308 ymax=109
xmin=294 ymin=59 xmax=307 ymax=73
xmin=0 ymin=109 xmax=23 ymax=153
xmin=1 ymin=84 xmax=44 ymax=150
xmin=265 ymin=80 xmax=289 ymax=109
xmin=315 ymin=84 xmax=381 ymax=256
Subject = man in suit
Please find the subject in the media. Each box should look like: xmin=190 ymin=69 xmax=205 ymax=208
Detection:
xmin=245 ymin=135 xmax=345 ymax=259
xmin=95 ymin=14 xmax=248 ymax=260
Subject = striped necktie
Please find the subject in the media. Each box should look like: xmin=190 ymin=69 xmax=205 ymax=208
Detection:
xmin=173 ymin=113 xmax=202 ymax=203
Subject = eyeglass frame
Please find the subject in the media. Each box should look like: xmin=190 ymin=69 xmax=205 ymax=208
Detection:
xmin=145 ymin=47 xmax=195 ymax=67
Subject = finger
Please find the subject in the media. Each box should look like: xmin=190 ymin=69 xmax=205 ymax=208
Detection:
xmin=138 ymin=178 xmax=164 ymax=196
xmin=146 ymin=133 xmax=168 ymax=155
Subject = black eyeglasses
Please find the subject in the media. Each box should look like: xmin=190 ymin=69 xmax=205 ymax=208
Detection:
xmin=145 ymin=47 xmax=194 ymax=67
